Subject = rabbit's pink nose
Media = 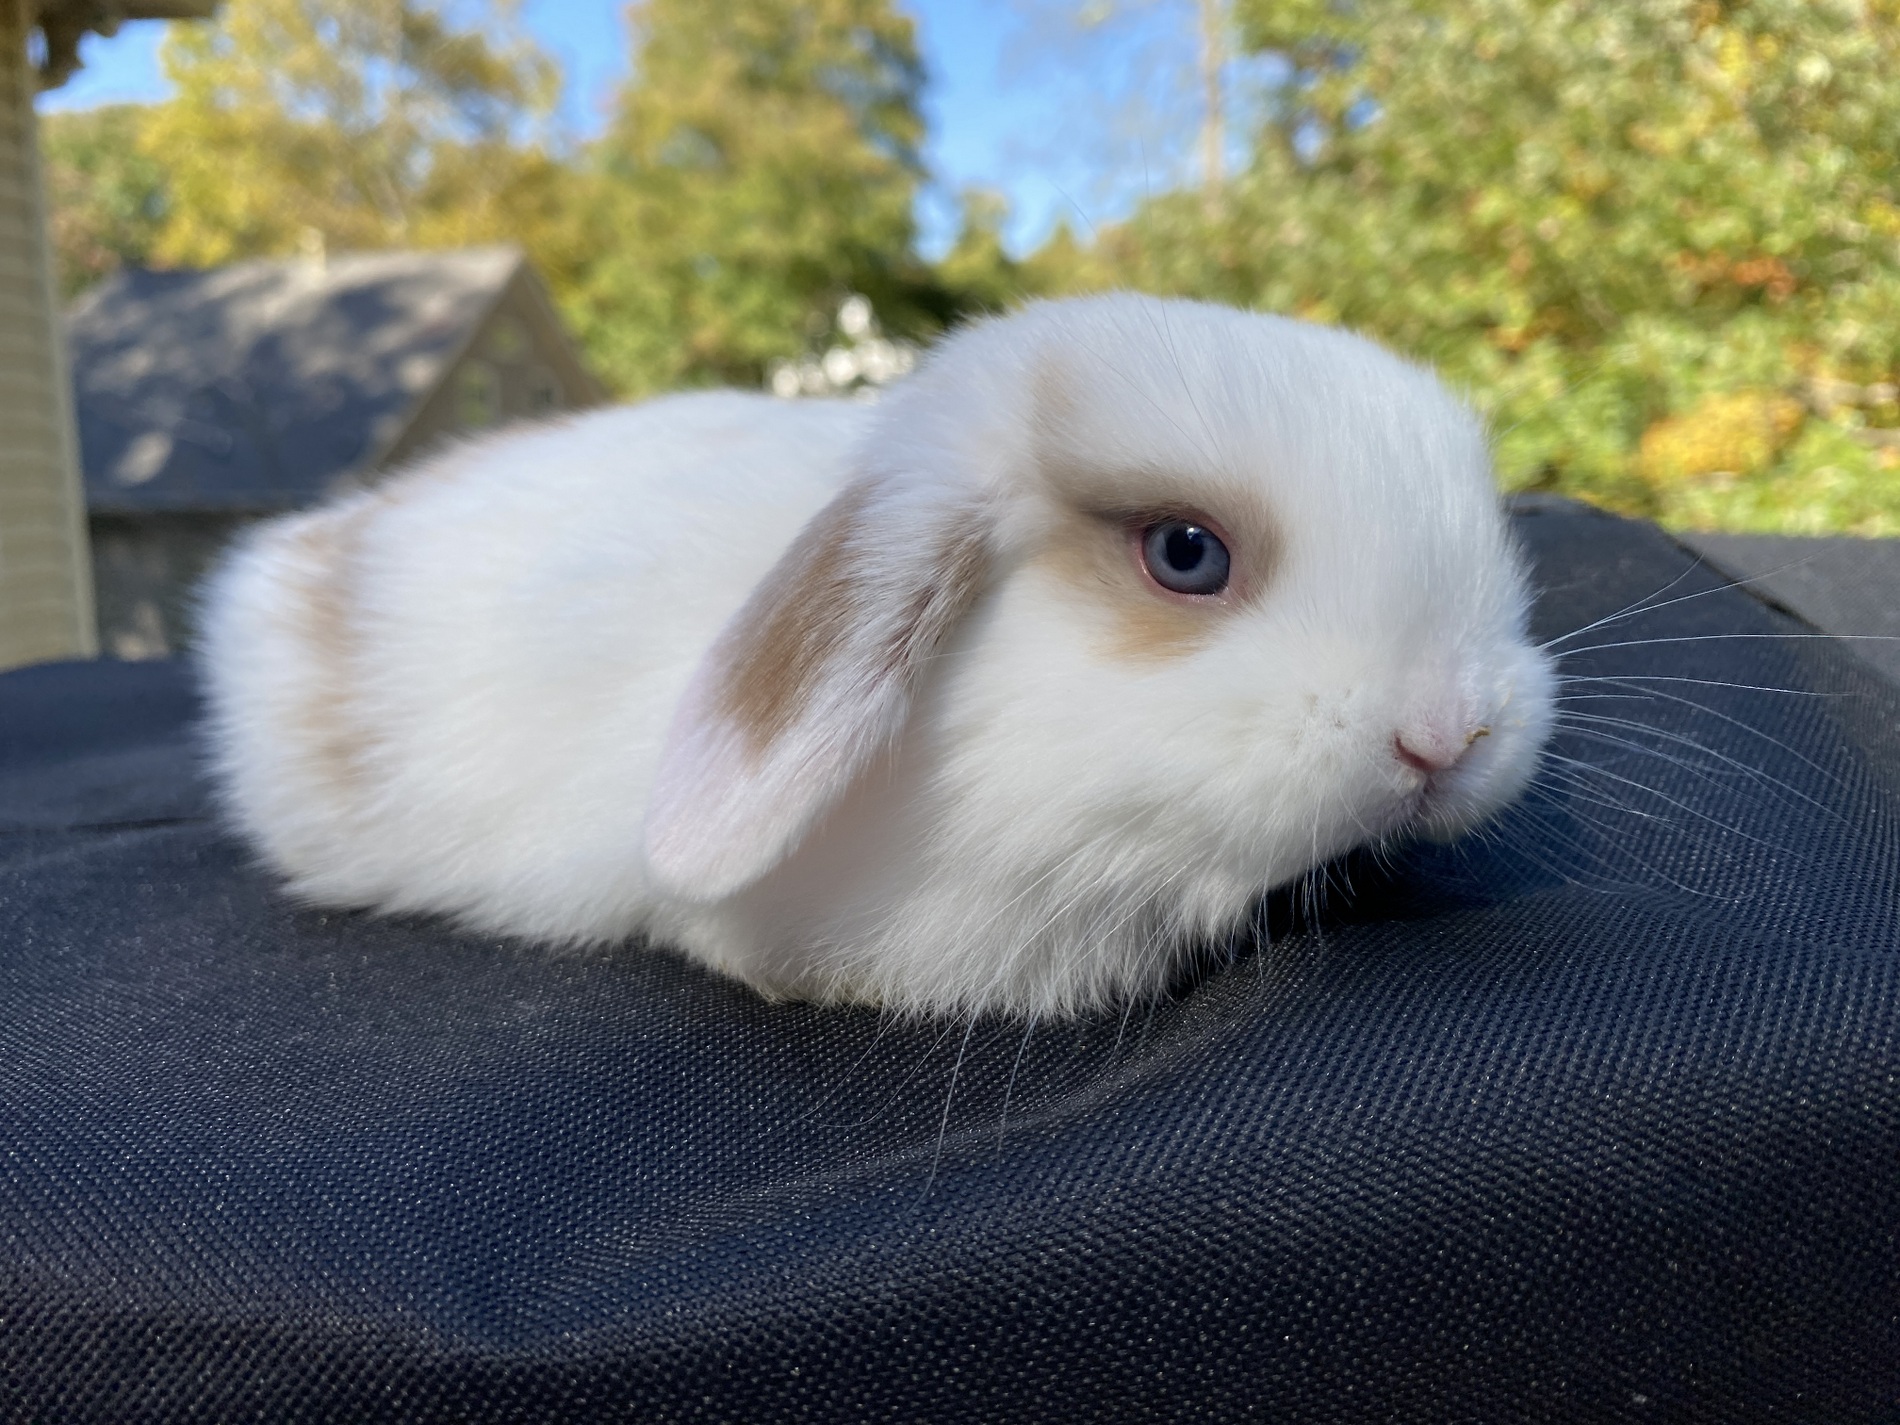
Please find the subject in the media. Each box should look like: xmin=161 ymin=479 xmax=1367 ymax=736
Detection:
xmin=1395 ymin=725 xmax=1488 ymax=776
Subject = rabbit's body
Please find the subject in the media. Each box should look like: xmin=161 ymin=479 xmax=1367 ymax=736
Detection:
xmin=202 ymin=393 xmax=863 ymax=953
xmin=202 ymin=296 xmax=1555 ymax=1018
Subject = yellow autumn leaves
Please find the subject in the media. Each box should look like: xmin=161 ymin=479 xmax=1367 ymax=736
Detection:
xmin=42 ymin=0 xmax=1900 ymax=535
xmin=1641 ymin=387 xmax=1900 ymax=534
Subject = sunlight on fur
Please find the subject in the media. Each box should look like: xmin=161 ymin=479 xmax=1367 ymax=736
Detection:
xmin=198 ymin=295 xmax=1556 ymax=1019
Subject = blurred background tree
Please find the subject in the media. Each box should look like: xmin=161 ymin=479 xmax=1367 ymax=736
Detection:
xmin=39 ymin=0 xmax=1900 ymax=532
xmin=138 ymin=0 xmax=567 ymax=264
xmin=40 ymin=105 xmax=169 ymax=296
xmin=568 ymin=0 xmax=944 ymax=395
xmin=1081 ymin=0 xmax=1900 ymax=532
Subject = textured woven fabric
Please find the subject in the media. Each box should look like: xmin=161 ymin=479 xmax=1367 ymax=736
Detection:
xmin=1673 ymin=527 xmax=1900 ymax=688
xmin=1 ymin=504 xmax=1896 ymax=1423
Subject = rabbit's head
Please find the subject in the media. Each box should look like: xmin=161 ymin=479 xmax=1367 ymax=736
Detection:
xmin=646 ymin=295 xmax=1553 ymax=1016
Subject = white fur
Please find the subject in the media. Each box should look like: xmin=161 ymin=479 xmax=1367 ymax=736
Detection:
xmin=198 ymin=295 xmax=1554 ymax=1019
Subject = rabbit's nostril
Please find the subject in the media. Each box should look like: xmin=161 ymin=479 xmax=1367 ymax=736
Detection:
xmin=1395 ymin=733 xmax=1462 ymax=776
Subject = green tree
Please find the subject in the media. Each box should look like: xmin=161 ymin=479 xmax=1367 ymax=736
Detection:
xmin=40 ymin=105 xmax=169 ymax=296
xmin=570 ymin=0 xmax=935 ymax=395
xmin=141 ymin=0 xmax=566 ymax=267
xmin=932 ymin=189 xmax=1046 ymax=316
xmin=1050 ymin=0 xmax=1900 ymax=533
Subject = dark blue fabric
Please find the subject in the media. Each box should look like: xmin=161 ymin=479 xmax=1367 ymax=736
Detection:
xmin=1 ymin=504 xmax=1896 ymax=1422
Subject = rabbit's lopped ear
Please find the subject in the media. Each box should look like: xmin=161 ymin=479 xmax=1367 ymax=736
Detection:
xmin=644 ymin=476 xmax=990 ymax=901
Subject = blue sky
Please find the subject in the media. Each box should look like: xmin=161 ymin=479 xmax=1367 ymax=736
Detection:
xmin=35 ymin=1 xmax=1232 ymax=258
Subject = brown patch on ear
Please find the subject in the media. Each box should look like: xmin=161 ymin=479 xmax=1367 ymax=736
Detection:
xmin=718 ymin=482 xmax=871 ymax=753
xmin=883 ymin=512 xmax=988 ymax=676
xmin=716 ymin=481 xmax=989 ymax=758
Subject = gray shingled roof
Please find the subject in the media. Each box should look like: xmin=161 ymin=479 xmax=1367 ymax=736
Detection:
xmin=71 ymin=247 xmax=523 ymax=514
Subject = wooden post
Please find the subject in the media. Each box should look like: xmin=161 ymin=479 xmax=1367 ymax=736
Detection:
xmin=0 ymin=0 xmax=96 ymax=669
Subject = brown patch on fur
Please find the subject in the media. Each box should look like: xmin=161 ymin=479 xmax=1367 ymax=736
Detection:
xmin=718 ymin=481 xmax=875 ymax=753
xmin=286 ymin=503 xmax=373 ymax=797
xmin=881 ymin=513 xmax=987 ymax=681
xmin=717 ymin=480 xmax=989 ymax=757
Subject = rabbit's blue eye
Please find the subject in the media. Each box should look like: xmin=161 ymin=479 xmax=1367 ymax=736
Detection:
xmin=1141 ymin=520 xmax=1230 ymax=596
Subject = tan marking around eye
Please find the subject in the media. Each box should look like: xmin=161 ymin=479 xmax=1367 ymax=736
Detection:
xmin=1032 ymin=512 xmax=1230 ymax=662
xmin=1027 ymin=481 xmax=1279 ymax=662
xmin=1026 ymin=347 xmax=1281 ymax=659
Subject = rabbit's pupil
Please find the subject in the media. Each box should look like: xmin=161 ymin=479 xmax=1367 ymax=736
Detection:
xmin=1143 ymin=521 xmax=1230 ymax=596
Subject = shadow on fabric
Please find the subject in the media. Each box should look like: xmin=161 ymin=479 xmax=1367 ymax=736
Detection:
xmin=0 ymin=503 xmax=1895 ymax=1422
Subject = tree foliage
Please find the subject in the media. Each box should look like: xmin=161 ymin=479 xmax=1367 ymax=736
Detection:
xmin=1071 ymin=0 xmax=1900 ymax=531
xmin=40 ymin=105 xmax=169 ymax=296
xmin=38 ymin=0 xmax=1900 ymax=532
xmin=568 ymin=0 xmax=938 ymax=396
xmin=139 ymin=0 xmax=565 ymax=265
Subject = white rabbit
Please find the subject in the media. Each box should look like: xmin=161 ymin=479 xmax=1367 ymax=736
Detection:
xmin=198 ymin=294 xmax=1554 ymax=1019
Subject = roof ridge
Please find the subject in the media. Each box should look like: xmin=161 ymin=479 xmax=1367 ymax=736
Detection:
xmin=71 ymin=247 xmax=534 ymax=513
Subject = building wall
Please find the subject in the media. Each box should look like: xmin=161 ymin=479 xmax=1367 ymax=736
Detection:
xmin=83 ymin=262 xmax=607 ymax=659
xmin=0 ymin=0 xmax=96 ymax=671
xmin=90 ymin=512 xmax=255 ymax=660
xmin=379 ymin=268 xmax=607 ymax=473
